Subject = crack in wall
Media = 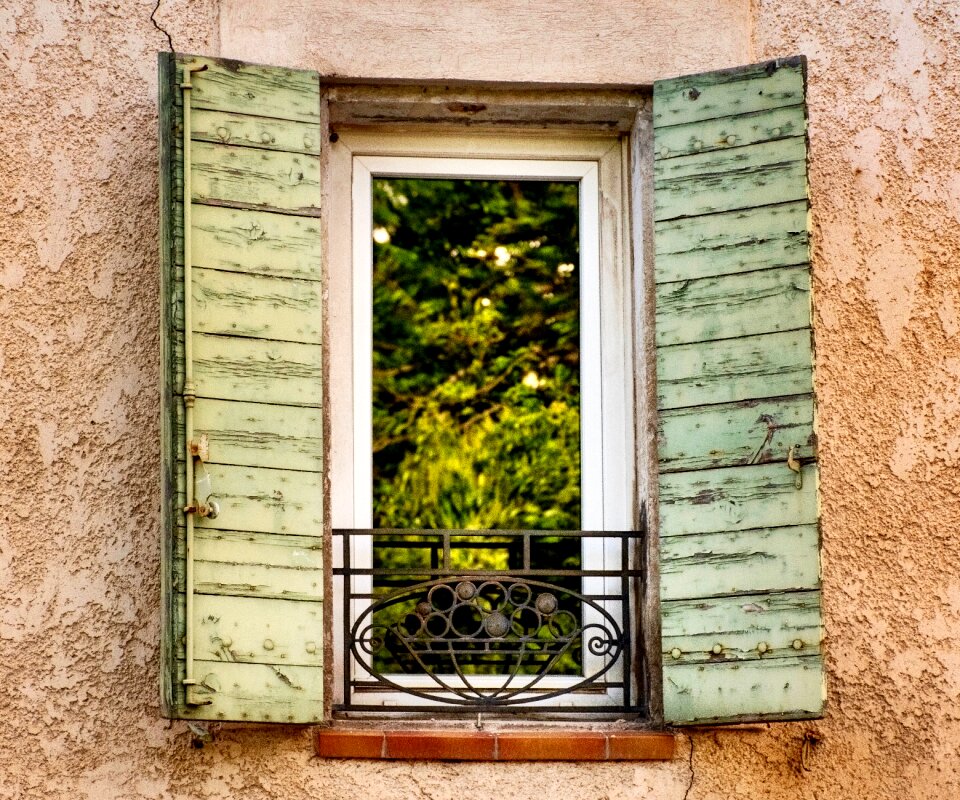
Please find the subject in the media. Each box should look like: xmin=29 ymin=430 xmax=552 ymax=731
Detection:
xmin=683 ymin=733 xmax=695 ymax=800
xmin=151 ymin=0 xmax=175 ymax=52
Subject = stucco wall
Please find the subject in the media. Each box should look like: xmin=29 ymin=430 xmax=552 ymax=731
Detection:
xmin=1 ymin=0 xmax=958 ymax=798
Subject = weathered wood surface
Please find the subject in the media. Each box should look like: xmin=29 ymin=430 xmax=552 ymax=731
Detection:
xmin=186 ymin=462 xmax=324 ymax=537
xmin=187 ymin=140 xmax=321 ymax=215
xmin=663 ymin=654 xmax=823 ymax=725
xmin=654 ymin=201 xmax=808 ymax=283
xmin=173 ymin=56 xmax=321 ymax=124
xmin=177 ymin=333 xmax=323 ymax=406
xmin=654 ymin=136 xmax=807 ymax=221
xmin=659 ymin=462 xmax=818 ymax=537
xmin=173 ymin=659 xmax=325 ymax=723
xmin=181 ymin=267 xmax=323 ymax=345
xmin=192 ymin=108 xmax=321 ymax=155
xmin=656 ymin=263 xmax=810 ymax=347
xmin=185 ymin=593 xmax=324 ymax=667
xmin=659 ymin=395 xmax=814 ymax=472
xmin=661 ymin=589 xmax=821 ymax=663
xmin=181 ymin=204 xmax=323 ymax=280
xmin=181 ymin=398 xmax=323 ymax=472
xmin=655 ymin=104 xmax=804 ymax=160
xmin=174 ymin=528 xmax=324 ymax=600
xmin=657 ymin=329 xmax=813 ymax=410
xmin=654 ymin=58 xmax=805 ymax=128
xmin=660 ymin=524 xmax=820 ymax=600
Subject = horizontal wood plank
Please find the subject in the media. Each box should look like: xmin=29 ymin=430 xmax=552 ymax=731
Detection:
xmin=180 ymin=398 xmax=323 ymax=471
xmin=181 ymin=267 xmax=323 ymax=345
xmin=189 ymin=140 xmax=321 ymax=215
xmin=659 ymin=462 xmax=818 ymax=537
xmin=174 ymin=659 xmax=325 ymax=723
xmin=659 ymin=395 xmax=815 ymax=473
xmin=657 ymin=329 xmax=813 ymax=410
xmin=182 ymin=203 xmax=322 ymax=281
xmin=188 ymin=593 xmax=323 ymax=667
xmin=655 ymin=103 xmax=805 ymax=160
xmin=654 ymin=58 xmax=804 ymax=128
xmin=661 ymin=589 xmax=821 ymax=663
xmin=654 ymin=137 xmax=807 ymax=222
xmin=663 ymin=654 xmax=824 ymax=725
xmin=660 ymin=524 xmax=820 ymax=600
xmin=655 ymin=263 xmax=810 ymax=347
xmin=177 ymin=55 xmax=321 ymax=124
xmin=192 ymin=108 xmax=321 ymax=155
xmin=180 ymin=332 xmax=323 ymax=406
xmin=174 ymin=528 xmax=324 ymax=600
xmin=654 ymin=201 xmax=808 ymax=283
xmin=189 ymin=462 xmax=324 ymax=536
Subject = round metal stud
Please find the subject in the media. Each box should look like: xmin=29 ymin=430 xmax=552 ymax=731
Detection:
xmin=792 ymin=639 xmax=804 ymax=650
xmin=263 ymin=638 xmax=275 ymax=651
xmin=305 ymin=641 xmax=317 ymax=654
xmin=303 ymin=136 xmax=313 ymax=149
xmin=757 ymin=642 xmax=769 ymax=654
xmin=711 ymin=643 xmax=723 ymax=655
xmin=725 ymin=134 xmax=737 ymax=145
xmin=216 ymin=126 xmax=229 ymax=141
xmin=220 ymin=636 xmax=233 ymax=648
xmin=261 ymin=132 xmax=273 ymax=144
xmin=671 ymin=648 xmax=682 ymax=660
xmin=484 ymin=611 xmax=510 ymax=638
xmin=771 ymin=127 xmax=782 ymax=137
xmin=535 ymin=592 xmax=558 ymax=615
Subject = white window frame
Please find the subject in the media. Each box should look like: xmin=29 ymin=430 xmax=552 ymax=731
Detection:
xmin=328 ymin=130 xmax=636 ymax=712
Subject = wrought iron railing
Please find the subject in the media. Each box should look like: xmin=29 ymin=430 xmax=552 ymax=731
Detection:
xmin=333 ymin=528 xmax=645 ymax=715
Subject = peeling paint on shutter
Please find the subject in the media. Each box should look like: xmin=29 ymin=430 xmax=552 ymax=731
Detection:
xmin=653 ymin=56 xmax=824 ymax=725
xmin=160 ymin=54 xmax=325 ymax=723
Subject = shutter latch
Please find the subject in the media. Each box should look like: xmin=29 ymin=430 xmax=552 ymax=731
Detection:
xmin=184 ymin=435 xmax=220 ymax=519
xmin=787 ymin=444 xmax=803 ymax=489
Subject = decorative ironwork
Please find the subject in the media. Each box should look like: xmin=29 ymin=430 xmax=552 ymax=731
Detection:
xmin=334 ymin=528 xmax=645 ymax=715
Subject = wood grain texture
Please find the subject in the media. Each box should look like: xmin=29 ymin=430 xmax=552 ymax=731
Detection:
xmin=192 ymin=108 xmax=321 ymax=155
xmin=654 ymin=136 xmax=807 ymax=221
xmin=657 ymin=329 xmax=813 ymax=410
xmin=183 ymin=398 xmax=323 ymax=472
xmin=659 ymin=394 xmax=814 ymax=472
xmin=183 ymin=332 xmax=323 ymax=406
xmin=660 ymin=525 xmax=820 ymax=600
xmin=174 ymin=528 xmax=324 ymax=600
xmin=659 ymin=462 xmax=818 ymax=538
xmin=655 ymin=263 xmax=810 ymax=347
xmin=662 ymin=654 xmax=824 ymax=725
xmin=661 ymin=589 xmax=821 ymax=663
xmin=654 ymin=201 xmax=808 ymax=283
xmin=176 ymin=55 xmax=321 ymax=124
xmin=185 ymin=266 xmax=323 ymax=344
xmin=655 ymin=104 xmax=805 ymax=160
xmin=654 ymin=58 xmax=804 ymax=128
xmin=175 ymin=660 xmax=326 ymax=723
xmin=189 ymin=140 xmax=321 ymax=215
xmin=184 ymin=203 xmax=323 ymax=280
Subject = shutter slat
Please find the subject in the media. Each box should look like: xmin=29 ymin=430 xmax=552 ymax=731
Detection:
xmin=659 ymin=395 xmax=814 ymax=473
xmin=655 ymin=201 xmax=808 ymax=283
xmin=662 ymin=590 xmax=821 ymax=663
xmin=657 ymin=329 xmax=813 ymax=410
xmin=654 ymin=56 xmax=823 ymax=725
xmin=660 ymin=525 xmax=820 ymax=600
xmin=160 ymin=53 xmax=324 ymax=723
xmin=655 ymin=263 xmax=810 ymax=347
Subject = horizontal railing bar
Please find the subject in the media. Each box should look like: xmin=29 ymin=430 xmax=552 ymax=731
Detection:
xmin=334 ymin=568 xmax=643 ymax=577
xmin=334 ymin=528 xmax=640 ymax=538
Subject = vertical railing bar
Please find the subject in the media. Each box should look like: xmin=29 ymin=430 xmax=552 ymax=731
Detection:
xmin=523 ymin=532 xmax=531 ymax=571
xmin=342 ymin=530 xmax=352 ymax=706
xmin=443 ymin=531 xmax=451 ymax=571
xmin=621 ymin=527 xmax=632 ymax=711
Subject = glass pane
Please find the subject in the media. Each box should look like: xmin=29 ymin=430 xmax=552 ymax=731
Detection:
xmin=369 ymin=177 xmax=582 ymax=677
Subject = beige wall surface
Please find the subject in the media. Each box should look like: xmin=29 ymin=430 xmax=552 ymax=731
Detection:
xmin=1 ymin=0 xmax=958 ymax=798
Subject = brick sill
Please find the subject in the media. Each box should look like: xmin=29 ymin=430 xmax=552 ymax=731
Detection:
xmin=315 ymin=728 xmax=676 ymax=761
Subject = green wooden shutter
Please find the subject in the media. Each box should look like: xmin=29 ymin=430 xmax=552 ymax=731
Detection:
xmin=159 ymin=54 xmax=325 ymax=723
xmin=653 ymin=57 xmax=824 ymax=725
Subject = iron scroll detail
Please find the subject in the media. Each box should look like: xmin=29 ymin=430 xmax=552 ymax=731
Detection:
xmin=351 ymin=576 xmax=623 ymax=706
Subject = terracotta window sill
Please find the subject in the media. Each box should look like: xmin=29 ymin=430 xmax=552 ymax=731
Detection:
xmin=315 ymin=729 xmax=676 ymax=761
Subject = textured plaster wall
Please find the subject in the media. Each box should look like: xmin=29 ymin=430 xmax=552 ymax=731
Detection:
xmin=1 ymin=0 xmax=958 ymax=798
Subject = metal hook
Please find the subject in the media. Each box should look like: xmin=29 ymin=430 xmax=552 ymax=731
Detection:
xmin=787 ymin=445 xmax=803 ymax=489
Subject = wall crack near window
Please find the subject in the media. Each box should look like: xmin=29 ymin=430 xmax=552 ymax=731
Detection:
xmin=151 ymin=1 xmax=175 ymax=52
xmin=682 ymin=733 xmax=695 ymax=800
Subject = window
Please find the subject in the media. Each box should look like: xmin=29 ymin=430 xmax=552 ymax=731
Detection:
xmin=328 ymin=133 xmax=638 ymax=713
xmin=159 ymin=53 xmax=823 ymax=729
